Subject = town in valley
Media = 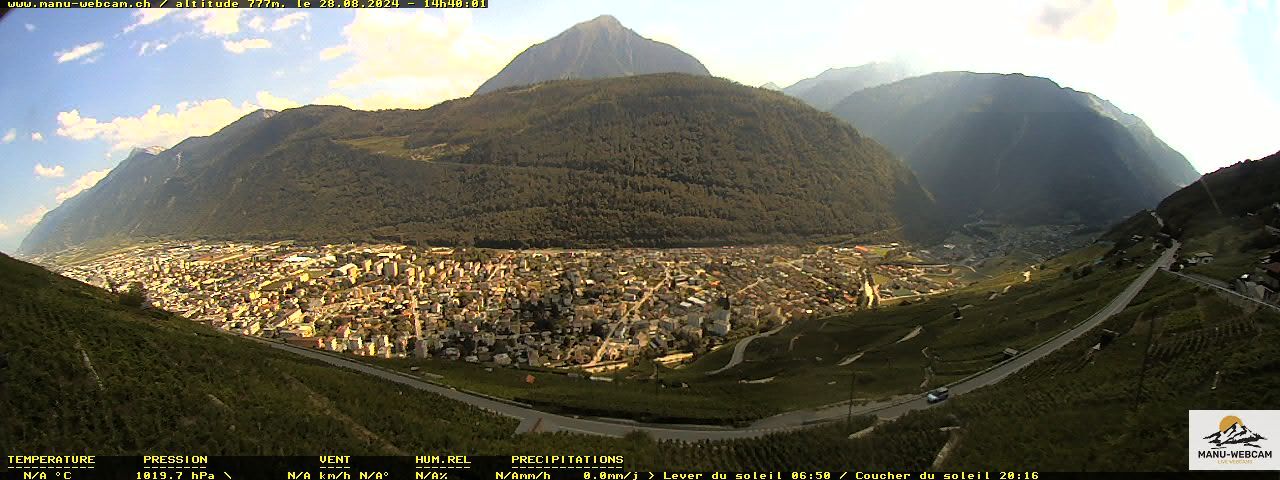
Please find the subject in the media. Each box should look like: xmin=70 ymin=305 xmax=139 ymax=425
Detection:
xmin=37 ymin=240 xmax=965 ymax=371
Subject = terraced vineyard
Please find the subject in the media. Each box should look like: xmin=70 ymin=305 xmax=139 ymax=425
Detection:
xmin=918 ymin=274 xmax=1280 ymax=471
xmin=0 ymin=252 xmax=962 ymax=468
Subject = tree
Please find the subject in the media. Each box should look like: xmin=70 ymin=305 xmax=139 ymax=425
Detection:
xmin=119 ymin=282 xmax=146 ymax=308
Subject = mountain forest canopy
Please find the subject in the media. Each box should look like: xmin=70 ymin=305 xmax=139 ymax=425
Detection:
xmin=20 ymin=74 xmax=939 ymax=255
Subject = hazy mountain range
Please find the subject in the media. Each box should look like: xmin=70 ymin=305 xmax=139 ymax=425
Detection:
xmin=22 ymin=15 xmax=1206 ymax=254
xmin=781 ymin=62 xmax=917 ymax=111
xmin=829 ymin=72 xmax=1201 ymax=226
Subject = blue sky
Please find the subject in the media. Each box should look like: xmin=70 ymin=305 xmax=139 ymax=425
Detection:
xmin=1 ymin=0 xmax=1278 ymax=252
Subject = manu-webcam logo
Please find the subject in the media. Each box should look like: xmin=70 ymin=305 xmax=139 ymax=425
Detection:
xmin=1190 ymin=410 xmax=1279 ymax=470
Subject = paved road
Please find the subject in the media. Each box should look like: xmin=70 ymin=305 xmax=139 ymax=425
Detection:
xmin=258 ymin=242 xmax=1179 ymax=441
xmin=704 ymin=323 xmax=787 ymax=375
xmin=586 ymin=265 xmax=670 ymax=365
xmin=1165 ymin=268 xmax=1280 ymax=313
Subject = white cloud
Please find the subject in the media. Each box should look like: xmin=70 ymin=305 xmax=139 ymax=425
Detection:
xmin=0 ymin=222 xmax=8 ymax=234
xmin=1 ymin=129 xmax=14 ymax=143
xmin=56 ymin=169 xmax=111 ymax=203
xmin=24 ymin=23 xmax=36 ymax=32
xmin=248 ymin=15 xmax=266 ymax=32
xmin=255 ymin=91 xmax=301 ymax=111
xmin=138 ymin=41 xmax=169 ymax=56
xmin=222 ymin=38 xmax=272 ymax=54
xmin=320 ymin=10 xmax=529 ymax=110
xmin=55 ymin=91 xmax=301 ymax=152
xmin=54 ymin=41 xmax=104 ymax=64
xmin=18 ymin=205 xmax=49 ymax=227
xmin=1032 ymin=0 xmax=1118 ymax=42
xmin=123 ymin=9 xmax=175 ymax=33
xmin=319 ymin=45 xmax=351 ymax=60
xmin=185 ymin=9 xmax=244 ymax=36
xmin=34 ymin=163 xmax=66 ymax=178
xmin=30 ymin=132 xmax=44 ymax=142
xmin=271 ymin=12 xmax=308 ymax=31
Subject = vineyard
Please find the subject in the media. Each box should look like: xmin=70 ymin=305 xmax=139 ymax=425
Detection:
xmin=0 ymin=251 xmax=954 ymax=469
xmin=5 ymin=234 xmax=1274 ymax=471
xmin=932 ymin=274 xmax=1280 ymax=471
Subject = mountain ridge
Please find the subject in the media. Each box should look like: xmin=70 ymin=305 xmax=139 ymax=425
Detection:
xmin=781 ymin=62 xmax=917 ymax=111
xmin=830 ymin=71 xmax=1200 ymax=226
xmin=21 ymin=74 xmax=940 ymax=255
xmin=473 ymin=15 xmax=710 ymax=96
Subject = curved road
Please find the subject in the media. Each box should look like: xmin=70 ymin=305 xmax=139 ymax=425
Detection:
xmin=704 ymin=324 xmax=787 ymax=375
xmin=258 ymin=242 xmax=1178 ymax=441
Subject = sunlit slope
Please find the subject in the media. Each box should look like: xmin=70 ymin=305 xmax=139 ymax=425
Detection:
xmin=0 ymin=251 xmax=519 ymax=453
xmin=22 ymin=74 xmax=938 ymax=254
xmin=474 ymin=15 xmax=710 ymax=95
xmin=0 ymin=252 xmax=959 ymax=469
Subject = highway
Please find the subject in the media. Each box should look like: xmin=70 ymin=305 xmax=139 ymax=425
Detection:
xmin=258 ymin=241 xmax=1179 ymax=441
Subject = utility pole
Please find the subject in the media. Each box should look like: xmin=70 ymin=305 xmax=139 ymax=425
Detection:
xmin=1134 ymin=313 xmax=1157 ymax=408
xmin=846 ymin=370 xmax=857 ymax=430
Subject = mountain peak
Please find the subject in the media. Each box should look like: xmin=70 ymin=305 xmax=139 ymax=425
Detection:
xmin=579 ymin=14 xmax=624 ymax=30
xmin=128 ymin=145 xmax=166 ymax=157
xmin=472 ymin=15 xmax=709 ymax=95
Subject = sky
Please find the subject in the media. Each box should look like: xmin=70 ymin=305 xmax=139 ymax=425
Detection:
xmin=1 ymin=0 xmax=1278 ymax=252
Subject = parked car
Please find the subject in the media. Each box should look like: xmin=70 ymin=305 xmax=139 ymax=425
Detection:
xmin=926 ymin=387 xmax=950 ymax=404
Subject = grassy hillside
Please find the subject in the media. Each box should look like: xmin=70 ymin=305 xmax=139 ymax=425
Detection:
xmin=0 ymin=251 xmax=518 ymax=453
xmin=4 ymin=238 xmax=1273 ymax=470
xmin=939 ymin=274 xmax=1279 ymax=470
xmin=1108 ymin=150 xmax=1280 ymax=283
xmin=1154 ymin=150 xmax=1280 ymax=238
xmin=23 ymin=74 xmax=939 ymax=254
xmin=0 ymin=251 xmax=955 ymax=469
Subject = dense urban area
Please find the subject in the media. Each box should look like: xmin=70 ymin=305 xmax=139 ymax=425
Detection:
xmin=39 ymin=241 xmax=962 ymax=371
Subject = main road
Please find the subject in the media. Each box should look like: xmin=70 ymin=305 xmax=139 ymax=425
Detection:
xmin=257 ymin=242 xmax=1179 ymax=441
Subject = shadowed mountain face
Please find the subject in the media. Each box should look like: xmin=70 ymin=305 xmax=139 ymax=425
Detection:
xmin=830 ymin=72 xmax=1201 ymax=226
xmin=473 ymin=15 xmax=710 ymax=96
xmin=781 ymin=62 xmax=916 ymax=111
xmin=1154 ymin=149 xmax=1280 ymax=236
xmin=21 ymin=74 xmax=939 ymax=254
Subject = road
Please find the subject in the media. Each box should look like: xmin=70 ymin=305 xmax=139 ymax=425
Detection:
xmin=258 ymin=242 xmax=1179 ymax=441
xmin=751 ymin=240 xmax=1179 ymax=428
xmin=585 ymin=265 xmax=670 ymax=366
xmin=1165 ymin=268 xmax=1280 ymax=313
xmin=704 ymin=323 xmax=787 ymax=375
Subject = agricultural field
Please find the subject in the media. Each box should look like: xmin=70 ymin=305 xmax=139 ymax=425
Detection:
xmin=920 ymin=274 xmax=1280 ymax=470
xmin=1178 ymin=220 xmax=1279 ymax=284
xmin=0 ymin=252 xmax=960 ymax=469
